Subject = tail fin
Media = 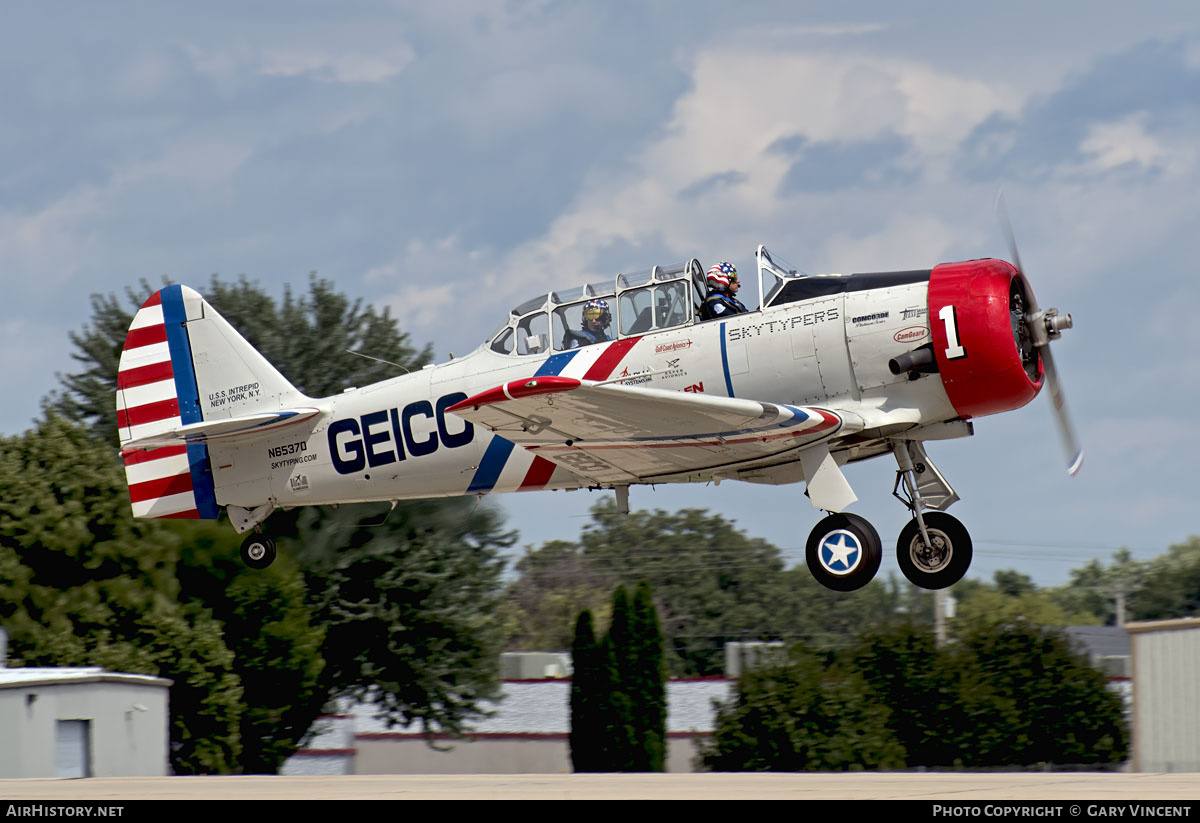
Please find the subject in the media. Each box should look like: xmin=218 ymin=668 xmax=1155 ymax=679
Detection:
xmin=116 ymin=284 xmax=309 ymax=519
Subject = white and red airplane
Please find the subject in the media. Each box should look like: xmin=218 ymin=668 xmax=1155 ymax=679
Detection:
xmin=115 ymin=226 xmax=1078 ymax=592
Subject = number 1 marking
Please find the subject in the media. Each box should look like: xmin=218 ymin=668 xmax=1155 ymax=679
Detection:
xmin=939 ymin=305 xmax=967 ymax=360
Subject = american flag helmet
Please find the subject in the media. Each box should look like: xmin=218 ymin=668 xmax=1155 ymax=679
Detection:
xmin=706 ymin=261 xmax=738 ymax=289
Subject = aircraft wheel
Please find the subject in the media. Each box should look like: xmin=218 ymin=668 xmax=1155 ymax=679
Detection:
xmin=805 ymin=513 xmax=882 ymax=592
xmin=240 ymin=533 xmax=276 ymax=570
xmin=896 ymin=512 xmax=972 ymax=590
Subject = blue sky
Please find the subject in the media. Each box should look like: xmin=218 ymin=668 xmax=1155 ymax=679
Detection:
xmin=5 ymin=2 xmax=1200 ymax=586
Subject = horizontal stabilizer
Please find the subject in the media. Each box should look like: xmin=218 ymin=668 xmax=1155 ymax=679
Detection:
xmin=121 ymin=407 xmax=321 ymax=452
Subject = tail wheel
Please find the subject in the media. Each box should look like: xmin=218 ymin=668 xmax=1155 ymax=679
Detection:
xmin=240 ymin=533 xmax=277 ymax=570
xmin=805 ymin=512 xmax=882 ymax=592
xmin=896 ymin=512 xmax=972 ymax=590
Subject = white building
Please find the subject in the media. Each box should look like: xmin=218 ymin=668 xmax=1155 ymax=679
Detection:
xmin=1128 ymin=617 xmax=1200 ymax=772
xmin=283 ymin=677 xmax=732 ymax=775
xmin=0 ymin=667 xmax=171 ymax=778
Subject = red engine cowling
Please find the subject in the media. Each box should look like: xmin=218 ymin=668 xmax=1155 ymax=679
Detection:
xmin=927 ymin=259 xmax=1043 ymax=419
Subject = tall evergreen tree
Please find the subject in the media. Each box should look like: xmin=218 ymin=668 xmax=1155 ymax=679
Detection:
xmin=569 ymin=610 xmax=605 ymax=772
xmin=603 ymin=584 xmax=639 ymax=771
xmin=630 ymin=580 xmax=666 ymax=771
xmin=568 ymin=582 xmax=668 ymax=772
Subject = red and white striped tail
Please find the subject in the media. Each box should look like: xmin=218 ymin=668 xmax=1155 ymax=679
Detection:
xmin=117 ymin=286 xmax=218 ymax=519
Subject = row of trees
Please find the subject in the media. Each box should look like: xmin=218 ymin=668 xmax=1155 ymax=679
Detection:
xmin=701 ymin=620 xmax=1129 ymax=771
xmin=504 ymin=501 xmax=1200 ymax=672
xmin=2 ymin=276 xmax=513 ymax=773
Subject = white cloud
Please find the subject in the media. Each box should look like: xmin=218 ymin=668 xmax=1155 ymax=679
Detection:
xmin=369 ymin=235 xmax=495 ymax=335
xmin=1078 ymin=111 xmax=1195 ymax=175
xmin=260 ymin=44 xmax=415 ymax=84
xmin=0 ymin=189 xmax=103 ymax=290
xmin=471 ymin=47 xmax=1022 ymax=304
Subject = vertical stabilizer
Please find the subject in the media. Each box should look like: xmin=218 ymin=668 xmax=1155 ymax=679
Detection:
xmin=116 ymin=285 xmax=305 ymax=519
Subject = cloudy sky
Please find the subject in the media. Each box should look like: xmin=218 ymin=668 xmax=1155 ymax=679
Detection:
xmin=5 ymin=2 xmax=1200 ymax=585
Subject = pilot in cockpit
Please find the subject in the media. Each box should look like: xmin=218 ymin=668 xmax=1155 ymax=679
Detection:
xmin=700 ymin=262 xmax=748 ymax=320
xmin=565 ymin=299 xmax=612 ymax=348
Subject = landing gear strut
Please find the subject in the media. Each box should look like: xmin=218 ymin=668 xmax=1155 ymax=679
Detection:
xmin=891 ymin=440 xmax=971 ymax=589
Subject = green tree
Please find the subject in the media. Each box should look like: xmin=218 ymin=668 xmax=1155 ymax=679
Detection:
xmin=507 ymin=500 xmax=912 ymax=675
xmin=630 ymin=580 xmax=666 ymax=771
xmin=951 ymin=621 xmax=1128 ymax=767
xmin=843 ymin=623 xmax=969 ymax=767
xmin=602 ymin=584 xmax=639 ymax=770
xmin=701 ymin=645 xmax=906 ymax=771
xmin=505 ymin=540 xmax=612 ymax=651
xmin=0 ymin=416 xmax=245 ymax=774
xmin=175 ymin=523 xmax=326 ymax=774
xmin=569 ymin=582 xmax=668 ymax=772
xmin=569 ymin=610 xmax=606 ymax=772
xmin=291 ymin=498 xmax=513 ymax=736
xmin=1127 ymin=538 xmax=1200 ymax=621
xmin=703 ymin=619 xmax=1127 ymax=771
xmin=1052 ymin=549 xmax=1147 ymax=626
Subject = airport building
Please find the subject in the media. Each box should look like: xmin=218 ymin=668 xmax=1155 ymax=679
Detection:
xmin=0 ymin=666 xmax=171 ymax=778
xmin=1127 ymin=617 xmax=1200 ymax=772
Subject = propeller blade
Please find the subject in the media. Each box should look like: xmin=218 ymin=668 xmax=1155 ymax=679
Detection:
xmin=995 ymin=191 xmax=1026 ymax=282
xmin=1040 ymin=344 xmax=1084 ymax=477
xmin=997 ymin=189 xmax=1082 ymax=476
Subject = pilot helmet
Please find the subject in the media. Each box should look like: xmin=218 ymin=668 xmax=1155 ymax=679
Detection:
xmin=582 ymin=298 xmax=611 ymax=328
xmin=706 ymin=262 xmax=738 ymax=290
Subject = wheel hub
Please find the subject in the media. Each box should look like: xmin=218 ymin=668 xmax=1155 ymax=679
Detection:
xmin=910 ymin=529 xmax=952 ymax=573
xmin=818 ymin=529 xmax=862 ymax=575
xmin=247 ymin=543 xmax=266 ymax=561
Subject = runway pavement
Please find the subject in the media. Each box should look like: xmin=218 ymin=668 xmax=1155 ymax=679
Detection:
xmin=0 ymin=772 xmax=1197 ymax=800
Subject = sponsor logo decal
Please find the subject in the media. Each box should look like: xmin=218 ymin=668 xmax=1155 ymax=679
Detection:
xmin=901 ymin=306 xmax=928 ymax=320
xmin=327 ymin=392 xmax=474 ymax=475
xmin=851 ymin=311 xmax=890 ymax=326
xmin=289 ymin=474 xmax=311 ymax=493
xmin=655 ymin=340 xmax=692 ymax=353
xmin=894 ymin=326 xmax=930 ymax=344
xmin=615 ymin=366 xmax=654 ymax=386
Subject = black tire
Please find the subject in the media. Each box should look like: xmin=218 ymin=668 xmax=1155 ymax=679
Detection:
xmin=240 ymin=533 xmax=277 ymax=570
xmin=895 ymin=512 xmax=972 ymax=590
xmin=805 ymin=512 xmax=883 ymax=592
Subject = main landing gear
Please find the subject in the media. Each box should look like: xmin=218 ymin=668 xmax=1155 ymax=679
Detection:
xmin=804 ymin=440 xmax=973 ymax=592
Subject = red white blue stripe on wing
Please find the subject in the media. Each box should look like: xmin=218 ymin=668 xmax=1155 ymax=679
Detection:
xmin=528 ymin=405 xmax=841 ymax=454
xmin=116 ymin=286 xmax=218 ymax=519
xmin=460 ymin=336 xmax=644 ymax=494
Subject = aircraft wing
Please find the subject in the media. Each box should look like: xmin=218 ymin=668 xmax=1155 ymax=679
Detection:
xmin=447 ymin=377 xmax=854 ymax=486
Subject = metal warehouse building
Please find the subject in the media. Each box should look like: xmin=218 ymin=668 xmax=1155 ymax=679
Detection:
xmin=1128 ymin=617 xmax=1200 ymax=772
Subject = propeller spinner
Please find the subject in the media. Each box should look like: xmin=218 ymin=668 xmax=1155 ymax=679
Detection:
xmin=996 ymin=192 xmax=1084 ymax=476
